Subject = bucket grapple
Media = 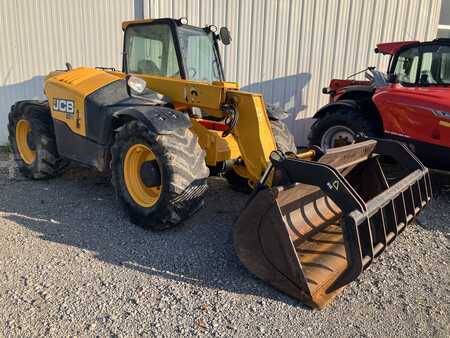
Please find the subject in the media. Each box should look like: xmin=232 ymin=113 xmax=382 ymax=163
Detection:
xmin=234 ymin=139 xmax=431 ymax=308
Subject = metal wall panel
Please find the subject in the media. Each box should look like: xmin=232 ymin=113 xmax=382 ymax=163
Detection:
xmin=148 ymin=0 xmax=441 ymax=145
xmin=0 ymin=0 xmax=136 ymax=144
xmin=0 ymin=0 xmax=442 ymax=145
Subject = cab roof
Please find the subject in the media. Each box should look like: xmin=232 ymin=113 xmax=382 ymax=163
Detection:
xmin=375 ymin=39 xmax=450 ymax=55
xmin=122 ymin=18 xmax=189 ymax=30
xmin=374 ymin=41 xmax=419 ymax=55
xmin=122 ymin=19 xmax=155 ymax=30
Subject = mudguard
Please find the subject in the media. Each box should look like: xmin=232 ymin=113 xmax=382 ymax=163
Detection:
xmin=113 ymin=106 xmax=191 ymax=135
xmin=83 ymin=78 xmax=188 ymax=143
xmin=313 ymin=99 xmax=361 ymax=119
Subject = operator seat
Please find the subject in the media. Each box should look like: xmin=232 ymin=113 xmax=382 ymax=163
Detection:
xmin=137 ymin=60 xmax=162 ymax=76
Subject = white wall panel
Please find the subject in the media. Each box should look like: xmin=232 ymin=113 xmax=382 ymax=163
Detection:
xmin=0 ymin=0 xmax=136 ymax=144
xmin=0 ymin=0 xmax=442 ymax=145
xmin=148 ymin=0 xmax=441 ymax=145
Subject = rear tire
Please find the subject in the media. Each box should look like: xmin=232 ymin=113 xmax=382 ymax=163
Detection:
xmin=308 ymin=108 xmax=377 ymax=150
xmin=111 ymin=120 xmax=209 ymax=230
xmin=8 ymin=100 xmax=69 ymax=179
xmin=225 ymin=119 xmax=296 ymax=193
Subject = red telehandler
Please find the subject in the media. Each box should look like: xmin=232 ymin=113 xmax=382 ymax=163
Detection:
xmin=309 ymin=39 xmax=450 ymax=171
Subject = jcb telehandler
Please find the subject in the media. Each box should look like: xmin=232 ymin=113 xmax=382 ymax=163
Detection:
xmin=8 ymin=18 xmax=431 ymax=308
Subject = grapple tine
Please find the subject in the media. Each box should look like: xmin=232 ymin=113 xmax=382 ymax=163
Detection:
xmin=233 ymin=139 xmax=432 ymax=309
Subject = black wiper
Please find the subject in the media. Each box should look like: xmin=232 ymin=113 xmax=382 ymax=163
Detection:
xmin=346 ymin=66 xmax=376 ymax=80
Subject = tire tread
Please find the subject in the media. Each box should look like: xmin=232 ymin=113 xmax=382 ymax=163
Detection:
xmin=111 ymin=120 xmax=209 ymax=229
xmin=8 ymin=100 xmax=68 ymax=179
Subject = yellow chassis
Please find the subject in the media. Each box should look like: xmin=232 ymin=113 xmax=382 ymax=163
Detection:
xmin=45 ymin=68 xmax=309 ymax=185
xmin=108 ymin=72 xmax=279 ymax=184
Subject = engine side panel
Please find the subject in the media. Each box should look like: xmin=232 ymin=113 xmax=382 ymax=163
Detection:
xmin=85 ymin=79 xmax=129 ymax=144
xmin=45 ymin=68 xmax=120 ymax=137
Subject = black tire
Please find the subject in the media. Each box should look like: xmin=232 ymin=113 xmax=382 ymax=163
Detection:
xmin=225 ymin=119 xmax=296 ymax=193
xmin=111 ymin=120 xmax=209 ymax=230
xmin=8 ymin=100 xmax=69 ymax=179
xmin=270 ymin=119 xmax=297 ymax=154
xmin=223 ymin=169 xmax=252 ymax=194
xmin=308 ymin=107 xmax=377 ymax=149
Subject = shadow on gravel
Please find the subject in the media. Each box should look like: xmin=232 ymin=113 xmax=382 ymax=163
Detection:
xmin=0 ymin=166 xmax=306 ymax=309
xmin=415 ymin=171 xmax=450 ymax=236
xmin=429 ymin=171 xmax=450 ymax=195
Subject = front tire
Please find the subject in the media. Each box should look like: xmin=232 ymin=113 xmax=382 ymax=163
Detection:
xmin=308 ymin=108 xmax=377 ymax=150
xmin=111 ymin=120 xmax=209 ymax=230
xmin=8 ymin=100 xmax=68 ymax=179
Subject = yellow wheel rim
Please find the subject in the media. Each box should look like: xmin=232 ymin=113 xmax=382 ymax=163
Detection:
xmin=15 ymin=119 xmax=36 ymax=165
xmin=124 ymin=143 xmax=162 ymax=208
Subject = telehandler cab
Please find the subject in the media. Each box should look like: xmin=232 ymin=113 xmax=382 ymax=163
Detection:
xmin=311 ymin=39 xmax=450 ymax=171
xmin=8 ymin=18 xmax=431 ymax=308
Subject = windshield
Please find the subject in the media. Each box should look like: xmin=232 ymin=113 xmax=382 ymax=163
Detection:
xmin=419 ymin=45 xmax=450 ymax=86
xmin=177 ymin=26 xmax=222 ymax=82
xmin=392 ymin=44 xmax=450 ymax=86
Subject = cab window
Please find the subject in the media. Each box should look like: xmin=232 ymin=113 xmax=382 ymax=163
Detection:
xmin=393 ymin=47 xmax=419 ymax=85
xmin=177 ymin=26 xmax=221 ymax=82
xmin=125 ymin=24 xmax=181 ymax=78
xmin=419 ymin=45 xmax=450 ymax=85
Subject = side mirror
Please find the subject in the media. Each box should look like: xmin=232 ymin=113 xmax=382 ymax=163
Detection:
xmin=388 ymin=73 xmax=398 ymax=83
xmin=219 ymin=27 xmax=232 ymax=45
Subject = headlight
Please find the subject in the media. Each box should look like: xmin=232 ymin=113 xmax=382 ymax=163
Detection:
xmin=127 ymin=76 xmax=146 ymax=94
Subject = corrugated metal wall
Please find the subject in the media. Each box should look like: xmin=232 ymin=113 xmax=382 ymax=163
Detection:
xmin=147 ymin=0 xmax=441 ymax=144
xmin=0 ymin=0 xmax=136 ymax=144
xmin=0 ymin=0 xmax=441 ymax=145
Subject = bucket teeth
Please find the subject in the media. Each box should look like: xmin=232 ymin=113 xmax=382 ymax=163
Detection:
xmin=233 ymin=139 xmax=432 ymax=309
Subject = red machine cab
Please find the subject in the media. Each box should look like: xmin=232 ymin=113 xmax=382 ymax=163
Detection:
xmin=311 ymin=39 xmax=450 ymax=171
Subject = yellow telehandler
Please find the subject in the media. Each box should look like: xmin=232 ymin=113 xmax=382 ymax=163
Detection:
xmin=8 ymin=18 xmax=431 ymax=308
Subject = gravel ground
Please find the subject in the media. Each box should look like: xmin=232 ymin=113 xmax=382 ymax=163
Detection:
xmin=0 ymin=152 xmax=448 ymax=337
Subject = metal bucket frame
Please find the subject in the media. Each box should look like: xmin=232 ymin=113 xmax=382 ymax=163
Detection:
xmin=233 ymin=138 xmax=432 ymax=308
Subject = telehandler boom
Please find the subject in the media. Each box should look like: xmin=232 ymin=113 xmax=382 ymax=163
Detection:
xmin=8 ymin=18 xmax=431 ymax=308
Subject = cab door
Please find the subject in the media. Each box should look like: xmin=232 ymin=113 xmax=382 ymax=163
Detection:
xmin=416 ymin=43 xmax=450 ymax=147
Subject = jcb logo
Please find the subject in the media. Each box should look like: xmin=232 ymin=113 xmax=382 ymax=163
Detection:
xmin=53 ymin=98 xmax=75 ymax=117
